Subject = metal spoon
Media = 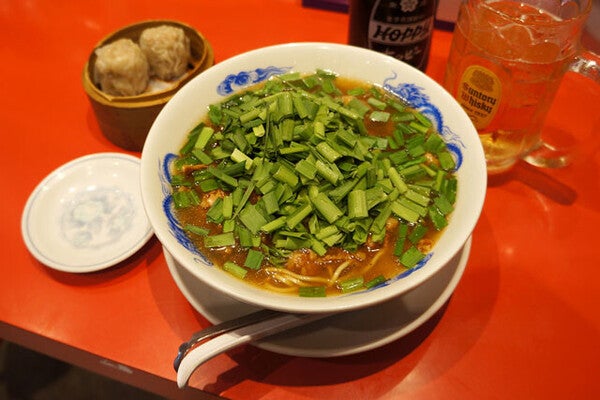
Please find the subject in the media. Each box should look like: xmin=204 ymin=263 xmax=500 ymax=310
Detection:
xmin=173 ymin=309 xmax=283 ymax=371
xmin=175 ymin=310 xmax=331 ymax=387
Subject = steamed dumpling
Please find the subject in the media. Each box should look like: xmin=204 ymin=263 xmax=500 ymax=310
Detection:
xmin=139 ymin=25 xmax=191 ymax=80
xmin=93 ymin=38 xmax=149 ymax=96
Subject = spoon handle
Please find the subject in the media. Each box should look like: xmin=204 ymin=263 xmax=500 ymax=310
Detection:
xmin=176 ymin=312 xmax=330 ymax=388
xmin=174 ymin=309 xmax=283 ymax=371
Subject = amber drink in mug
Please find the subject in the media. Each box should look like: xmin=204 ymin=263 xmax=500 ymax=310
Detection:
xmin=444 ymin=0 xmax=599 ymax=174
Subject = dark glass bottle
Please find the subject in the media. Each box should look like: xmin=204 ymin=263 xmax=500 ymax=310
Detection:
xmin=348 ymin=0 xmax=437 ymax=71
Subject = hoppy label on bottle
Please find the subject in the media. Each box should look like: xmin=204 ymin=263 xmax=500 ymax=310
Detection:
xmin=348 ymin=0 xmax=437 ymax=71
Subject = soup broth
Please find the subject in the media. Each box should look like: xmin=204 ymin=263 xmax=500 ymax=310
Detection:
xmin=170 ymin=70 xmax=457 ymax=297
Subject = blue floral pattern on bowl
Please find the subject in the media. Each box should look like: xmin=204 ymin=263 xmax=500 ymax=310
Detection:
xmin=159 ymin=66 xmax=466 ymax=287
xmin=159 ymin=153 xmax=211 ymax=265
xmin=217 ymin=66 xmax=293 ymax=96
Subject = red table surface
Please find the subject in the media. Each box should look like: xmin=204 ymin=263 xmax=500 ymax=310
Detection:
xmin=1 ymin=1 xmax=599 ymax=399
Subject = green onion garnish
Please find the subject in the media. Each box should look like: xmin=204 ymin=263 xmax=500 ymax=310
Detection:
xmin=299 ymin=286 xmax=327 ymax=297
xmin=170 ymin=71 xmax=458 ymax=296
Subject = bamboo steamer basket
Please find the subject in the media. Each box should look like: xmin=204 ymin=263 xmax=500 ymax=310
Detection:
xmin=83 ymin=20 xmax=214 ymax=151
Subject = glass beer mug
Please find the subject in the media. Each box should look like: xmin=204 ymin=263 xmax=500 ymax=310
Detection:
xmin=444 ymin=0 xmax=600 ymax=174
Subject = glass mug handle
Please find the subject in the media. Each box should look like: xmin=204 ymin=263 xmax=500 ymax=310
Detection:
xmin=523 ymin=49 xmax=600 ymax=168
xmin=571 ymin=50 xmax=600 ymax=82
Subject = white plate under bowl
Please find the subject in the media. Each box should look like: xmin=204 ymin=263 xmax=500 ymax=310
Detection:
xmin=21 ymin=153 xmax=154 ymax=273
xmin=165 ymin=237 xmax=471 ymax=358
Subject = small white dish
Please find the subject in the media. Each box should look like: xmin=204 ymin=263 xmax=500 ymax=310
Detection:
xmin=21 ymin=153 xmax=153 ymax=273
xmin=165 ymin=237 xmax=471 ymax=358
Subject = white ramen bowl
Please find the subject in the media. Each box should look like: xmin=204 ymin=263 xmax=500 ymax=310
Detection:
xmin=141 ymin=42 xmax=486 ymax=314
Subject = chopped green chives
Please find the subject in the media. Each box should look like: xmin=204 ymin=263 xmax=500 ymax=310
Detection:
xmin=211 ymin=146 xmax=231 ymax=160
xmin=405 ymin=189 xmax=430 ymax=207
xmin=185 ymin=224 xmax=210 ymax=236
xmin=409 ymin=120 xmax=430 ymax=134
xmin=261 ymin=190 xmax=280 ymax=215
xmin=261 ymin=215 xmax=287 ymax=233
xmin=316 ymin=142 xmax=342 ymax=162
xmin=313 ymin=120 xmax=325 ymax=138
xmin=239 ymin=108 xmax=263 ymax=124
xmin=365 ymin=275 xmax=386 ymax=288
xmin=230 ymin=148 xmax=252 ymax=167
xmin=442 ymin=176 xmax=458 ymax=203
xmin=222 ymin=195 xmax=233 ymax=219
xmin=391 ymin=201 xmax=420 ymax=223
xmin=425 ymin=133 xmax=444 ymax=152
xmin=394 ymin=223 xmax=409 ymax=257
xmin=370 ymin=111 xmax=390 ymax=122
xmin=315 ymin=160 xmax=341 ymax=185
xmin=223 ymin=261 xmax=248 ymax=279
xmin=234 ymin=182 xmax=255 ymax=217
xmin=171 ymin=71 xmax=458 ymax=296
xmin=408 ymin=143 xmax=426 ymax=157
xmin=335 ymin=129 xmax=358 ymax=148
xmin=371 ymin=204 xmax=392 ymax=234
xmin=192 ymin=149 xmax=214 ymax=165
xmin=222 ymin=219 xmax=236 ymax=233
xmin=311 ymin=240 xmax=327 ymax=256
xmin=244 ymin=249 xmax=264 ymax=270
xmin=205 ymin=197 xmax=224 ymax=223
xmin=347 ymin=87 xmax=365 ymax=96
xmin=286 ymin=202 xmax=314 ymax=229
xmin=400 ymin=246 xmax=425 ymax=268
xmin=315 ymin=225 xmax=340 ymax=240
xmin=272 ymin=163 xmax=299 ymax=187
xmin=279 ymin=71 xmax=302 ymax=81
xmin=434 ymin=195 xmax=454 ymax=215
xmin=311 ymin=192 xmax=343 ymax=224
xmin=365 ymin=186 xmax=387 ymax=209
xmin=348 ymin=189 xmax=368 ymax=219
xmin=194 ymin=126 xmax=215 ymax=151
xmin=414 ymin=110 xmax=432 ymax=127
xmin=171 ymin=173 xmax=192 ymax=187
xmin=320 ymin=97 xmax=360 ymax=120
xmin=328 ymin=179 xmax=358 ymax=203
xmin=239 ymin=204 xmax=269 ymax=234
xmin=438 ymin=151 xmax=456 ymax=171
xmin=408 ymin=224 xmax=428 ymax=243
xmin=204 ymin=232 xmax=236 ymax=248
xmin=207 ymin=167 xmax=238 ymax=187
xmin=397 ymin=196 xmax=428 ymax=217
xmin=429 ymin=207 xmax=448 ymax=230
xmin=347 ymin=98 xmax=370 ymax=116
xmin=367 ymin=97 xmax=387 ymax=110
xmin=180 ymin=124 xmax=202 ymax=154
xmin=388 ymin=167 xmax=408 ymax=194
xmin=278 ymin=92 xmax=294 ymax=116
xmin=339 ymin=276 xmax=364 ymax=293
xmin=292 ymin=95 xmax=308 ymax=119
xmin=172 ymin=190 xmax=201 ymax=209
xmin=299 ymin=286 xmax=326 ymax=297
xmin=237 ymin=225 xmax=257 ymax=248
xmin=295 ymin=159 xmax=317 ymax=180
xmin=279 ymin=143 xmax=310 ymax=155
xmin=400 ymin=163 xmax=426 ymax=179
